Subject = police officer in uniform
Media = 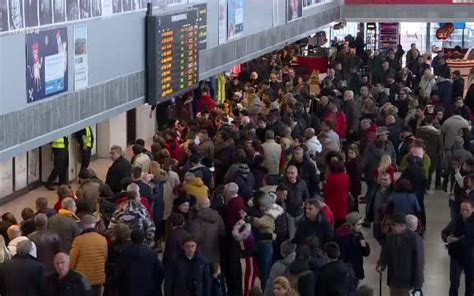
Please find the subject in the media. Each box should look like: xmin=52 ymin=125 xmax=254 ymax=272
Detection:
xmin=45 ymin=136 xmax=69 ymax=190
xmin=74 ymin=126 xmax=94 ymax=172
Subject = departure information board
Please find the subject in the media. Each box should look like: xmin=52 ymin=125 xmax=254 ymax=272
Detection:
xmin=146 ymin=9 xmax=199 ymax=105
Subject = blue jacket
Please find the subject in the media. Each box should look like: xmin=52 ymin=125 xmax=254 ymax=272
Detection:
xmin=386 ymin=192 xmax=421 ymax=217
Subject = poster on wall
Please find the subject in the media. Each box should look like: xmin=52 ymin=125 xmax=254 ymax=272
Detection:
xmin=39 ymin=0 xmax=53 ymax=25
xmin=227 ymin=0 xmax=243 ymax=39
xmin=195 ymin=3 xmax=207 ymax=50
xmin=9 ymin=0 xmax=24 ymax=29
xmin=90 ymin=0 xmax=101 ymax=16
xmin=122 ymin=0 xmax=131 ymax=11
xmin=101 ymin=0 xmax=112 ymax=15
xmin=54 ymin=0 xmax=66 ymax=22
xmin=28 ymin=149 xmax=40 ymax=184
xmin=0 ymin=159 xmax=13 ymax=199
xmin=111 ymin=0 xmax=120 ymax=13
xmin=218 ymin=0 xmax=227 ymax=44
xmin=14 ymin=153 xmax=27 ymax=191
xmin=80 ymin=0 xmax=90 ymax=18
xmin=287 ymin=0 xmax=302 ymax=22
xmin=74 ymin=24 xmax=88 ymax=90
xmin=25 ymin=0 xmax=39 ymax=27
xmin=66 ymin=0 xmax=79 ymax=20
xmin=26 ymin=27 xmax=68 ymax=103
xmin=0 ymin=0 xmax=8 ymax=32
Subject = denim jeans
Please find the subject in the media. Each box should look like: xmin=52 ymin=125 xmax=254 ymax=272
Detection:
xmin=257 ymin=242 xmax=273 ymax=289
xmin=287 ymin=213 xmax=303 ymax=240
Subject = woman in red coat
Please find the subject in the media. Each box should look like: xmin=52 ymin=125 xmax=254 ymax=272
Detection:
xmin=323 ymin=103 xmax=348 ymax=139
xmin=324 ymin=160 xmax=350 ymax=228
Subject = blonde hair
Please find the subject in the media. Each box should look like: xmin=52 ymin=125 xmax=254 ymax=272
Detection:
xmin=273 ymin=276 xmax=299 ymax=296
xmin=378 ymin=154 xmax=392 ymax=176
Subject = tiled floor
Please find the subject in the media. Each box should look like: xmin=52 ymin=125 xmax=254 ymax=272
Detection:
xmin=0 ymin=157 xmax=460 ymax=294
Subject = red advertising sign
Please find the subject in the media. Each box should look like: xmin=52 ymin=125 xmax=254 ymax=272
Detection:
xmin=345 ymin=0 xmax=471 ymax=4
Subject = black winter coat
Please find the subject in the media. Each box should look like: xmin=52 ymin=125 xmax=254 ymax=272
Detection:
xmin=335 ymin=225 xmax=370 ymax=279
xmin=283 ymin=179 xmax=309 ymax=217
xmin=164 ymin=252 xmax=211 ymax=296
xmin=293 ymin=214 xmax=333 ymax=245
xmin=287 ymin=158 xmax=319 ymax=198
xmin=118 ymin=243 xmax=164 ymax=296
xmin=287 ymin=261 xmax=315 ymax=296
xmin=106 ymin=156 xmax=132 ymax=194
xmin=43 ymin=270 xmax=92 ymax=296
xmin=318 ymin=260 xmax=355 ymax=296
xmin=0 ymin=255 xmax=46 ymax=296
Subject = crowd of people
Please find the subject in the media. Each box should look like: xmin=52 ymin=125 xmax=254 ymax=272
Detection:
xmin=1 ymin=34 xmax=474 ymax=296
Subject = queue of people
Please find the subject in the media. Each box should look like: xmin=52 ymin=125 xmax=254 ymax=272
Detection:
xmin=1 ymin=36 xmax=474 ymax=296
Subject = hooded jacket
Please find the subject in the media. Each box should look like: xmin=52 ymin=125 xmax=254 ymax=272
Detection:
xmin=335 ymin=225 xmax=370 ymax=280
xmin=197 ymin=207 xmax=225 ymax=264
xmin=249 ymin=204 xmax=284 ymax=242
xmin=184 ymin=177 xmax=209 ymax=204
xmin=440 ymin=115 xmax=470 ymax=150
xmin=224 ymin=163 xmax=255 ymax=200
xmin=293 ymin=214 xmax=334 ymax=245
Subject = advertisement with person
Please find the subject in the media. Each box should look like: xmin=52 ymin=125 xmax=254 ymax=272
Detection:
xmin=54 ymin=0 xmax=66 ymax=22
xmin=26 ymin=27 xmax=68 ymax=103
xmin=0 ymin=0 xmax=8 ymax=32
xmin=24 ymin=0 xmax=39 ymax=27
xmin=39 ymin=0 xmax=53 ymax=25
xmin=227 ymin=0 xmax=243 ymax=39
xmin=218 ymin=0 xmax=227 ymax=44
xmin=66 ymin=0 xmax=79 ymax=20
xmin=74 ymin=24 xmax=88 ymax=90
xmin=287 ymin=0 xmax=302 ymax=22
xmin=9 ymin=0 xmax=24 ymax=29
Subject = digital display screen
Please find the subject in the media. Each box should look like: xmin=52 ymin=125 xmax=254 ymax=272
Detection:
xmin=146 ymin=9 xmax=199 ymax=105
xmin=194 ymin=3 xmax=208 ymax=50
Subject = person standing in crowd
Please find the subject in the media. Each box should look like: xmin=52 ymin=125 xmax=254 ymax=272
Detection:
xmin=324 ymin=160 xmax=350 ymax=228
xmin=75 ymin=126 xmax=94 ymax=173
xmin=285 ymin=245 xmax=316 ymax=296
xmin=318 ymin=242 xmax=357 ymax=295
xmin=282 ymin=165 xmax=309 ymax=239
xmin=196 ymin=198 xmax=225 ymax=266
xmin=70 ymin=214 xmax=108 ymax=296
xmin=262 ymin=130 xmax=283 ymax=185
xmin=0 ymin=240 xmax=45 ymax=296
xmin=117 ymin=229 xmax=164 ymax=296
xmin=377 ymin=213 xmax=424 ymax=296
xmin=106 ymin=145 xmax=133 ymax=194
xmin=44 ymin=252 xmax=93 ymax=295
xmin=46 ymin=136 xmax=69 ymax=190
xmin=28 ymin=213 xmax=61 ymax=271
xmin=265 ymin=240 xmax=296 ymax=296
xmin=35 ymin=197 xmax=57 ymax=218
xmin=48 ymin=197 xmax=81 ymax=253
xmin=287 ymin=146 xmax=319 ymax=197
xmin=293 ymin=198 xmax=333 ymax=245
xmin=165 ymin=237 xmax=211 ymax=296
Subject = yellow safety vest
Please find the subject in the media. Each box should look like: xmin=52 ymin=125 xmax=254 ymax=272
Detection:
xmin=51 ymin=137 xmax=66 ymax=149
xmin=85 ymin=127 xmax=92 ymax=148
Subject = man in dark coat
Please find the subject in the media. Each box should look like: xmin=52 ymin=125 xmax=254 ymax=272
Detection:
xmin=106 ymin=145 xmax=132 ymax=194
xmin=437 ymin=75 xmax=454 ymax=115
xmin=377 ymin=214 xmax=424 ymax=295
xmin=131 ymin=166 xmax=152 ymax=203
xmin=293 ymin=199 xmax=333 ymax=245
xmin=163 ymin=213 xmax=190 ymax=266
xmin=342 ymin=90 xmax=360 ymax=140
xmin=286 ymin=245 xmax=316 ymax=296
xmin=442 ymin=199 xmax=474 ymax=296
xmin=0 ymin=240 xmax=46 ymax=296
xmin=335 ymin=212 xmax=370 ymax=281
xmin=28 ymin=213 xmax=61 ymax=271
xmin=283 ymin=165 xmax=310 ymax=240
xmin=44 ymin=252 xmax=93 ymax=296
xmin=164 ymin=237 xmax=211 ymax=296
xmin=318 ymin=242 xmax=356 ymax=295
xmin=287 ymin=146 xmax=318 ymax=197
xmin=452 ymin=70 xmax=465 ymax=100
xmin=117 ymin=229 xmax=164 ymax=296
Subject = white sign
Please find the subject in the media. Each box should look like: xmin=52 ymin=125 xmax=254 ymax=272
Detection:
xmin=218 ymin=0 xmax=227 ymax=44
xmin=102 ymin=0 xmax=113 ymax=16
xmin=74 ymin=24 xmax=88 ymax=90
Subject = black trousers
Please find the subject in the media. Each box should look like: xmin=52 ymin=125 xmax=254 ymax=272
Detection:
xmin=47 ymin=148 xmax=69 ymax=185
xmin=450 ymin=257 xmax=474 ymax=296
xmin=80 ymin=148 xmax=92 ymax=171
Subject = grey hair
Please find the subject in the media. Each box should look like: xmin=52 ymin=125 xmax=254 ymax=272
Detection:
xmin=34 ymin=213 xmax=48 ymax=227
xmin=405 ymin=214 xmax=418 ymax=232
xmin=224 ymin=182 xmax=239 ymax=195
xmin=61 ymin=197 xmax=76 ymax=211
xmin=16 ymin=239 xmax=33 ymax=256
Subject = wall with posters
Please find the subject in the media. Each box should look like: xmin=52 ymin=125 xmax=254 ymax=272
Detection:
xmin=0 ymin=0 xmax=341 ymax=162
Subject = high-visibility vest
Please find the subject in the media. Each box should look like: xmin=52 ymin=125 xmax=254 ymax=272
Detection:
xmin=85 ymin=127 xmax=92 ymax=148
xmin=51 ymin=137 xmax=66 ymax=149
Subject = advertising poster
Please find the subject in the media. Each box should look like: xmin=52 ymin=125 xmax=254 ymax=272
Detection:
xmin=227 ymin=0 xmax=243 ymax=39
xmin=26 ymin=27 xmax=68 ymax=103
xmin=28 ymin=149 xmax=40 ymax=184
xmin=101 ymin=0 xmax=112 ymax=15
xmin=287 ymin=0 xmax=302 ymax=22
xmin=15 ymin=153 xmax=27 ymax=191
xmin=74 ymin=24 xmax=88 ymax=90
xmin=90 ymin=0 xmax=101 ymax=16
xmin=39 ymin=0 xmax=53 ymax=25
xmin=53 ymin=0 xmax=65 ymax=22
xmin=9 ymin=0 xmax=24 ymax=29
xmin=195 ymin=3 xmax=207 ymax=50
xmin=111 ymin=0 xmax=120 ymax=13
xmin=122 ymin=0 xmax=130 ymax=11
xmin=79 ymin=0 xmax=90 ymax=18
xmin=24 ymin=0 xmax=39 ymax=27
xmin=0 ymin=159 xmax=13 ymax=199
xmin=218 ymin=0 xmax=227 ymax=44
xmin=0 ymin=0 xmax=8 ymax=32
xmin=66 ymin=0 xmax=79 ymax=20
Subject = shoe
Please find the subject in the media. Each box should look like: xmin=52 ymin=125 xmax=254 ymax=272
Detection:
xmin=45 ymin=184 xmax=55 ymax=191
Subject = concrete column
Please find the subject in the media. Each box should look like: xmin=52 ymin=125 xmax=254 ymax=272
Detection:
xmin=135 ymin=105 xmax=156 ymax=142
xmin=96 ymin=112 xmax=127 ymax=159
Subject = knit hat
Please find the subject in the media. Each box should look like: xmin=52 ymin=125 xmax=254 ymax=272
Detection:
xmin=345 ymin=212 xmax=362 ymax=226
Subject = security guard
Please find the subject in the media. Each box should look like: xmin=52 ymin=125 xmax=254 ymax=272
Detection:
xmin=74 ymin=126 xmax=94 ymax=172
xmin=45 ymin=136 xmax=69 ymax=190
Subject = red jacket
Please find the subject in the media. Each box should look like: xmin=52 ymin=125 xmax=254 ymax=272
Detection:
xmin=165 ymin=139 xmax=183 ymax=161
xmin=223 ymin=196 xmax=245 ymax=230
xmin=196 ymin=95 xmax=217 ymax=114
xmin=324 ymin=172 xmax=350 ymax=221
xmin=321 ymin=205 xmax=335 ymax=226
xmin=323 ymin=112 xmax=348 ymax=139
